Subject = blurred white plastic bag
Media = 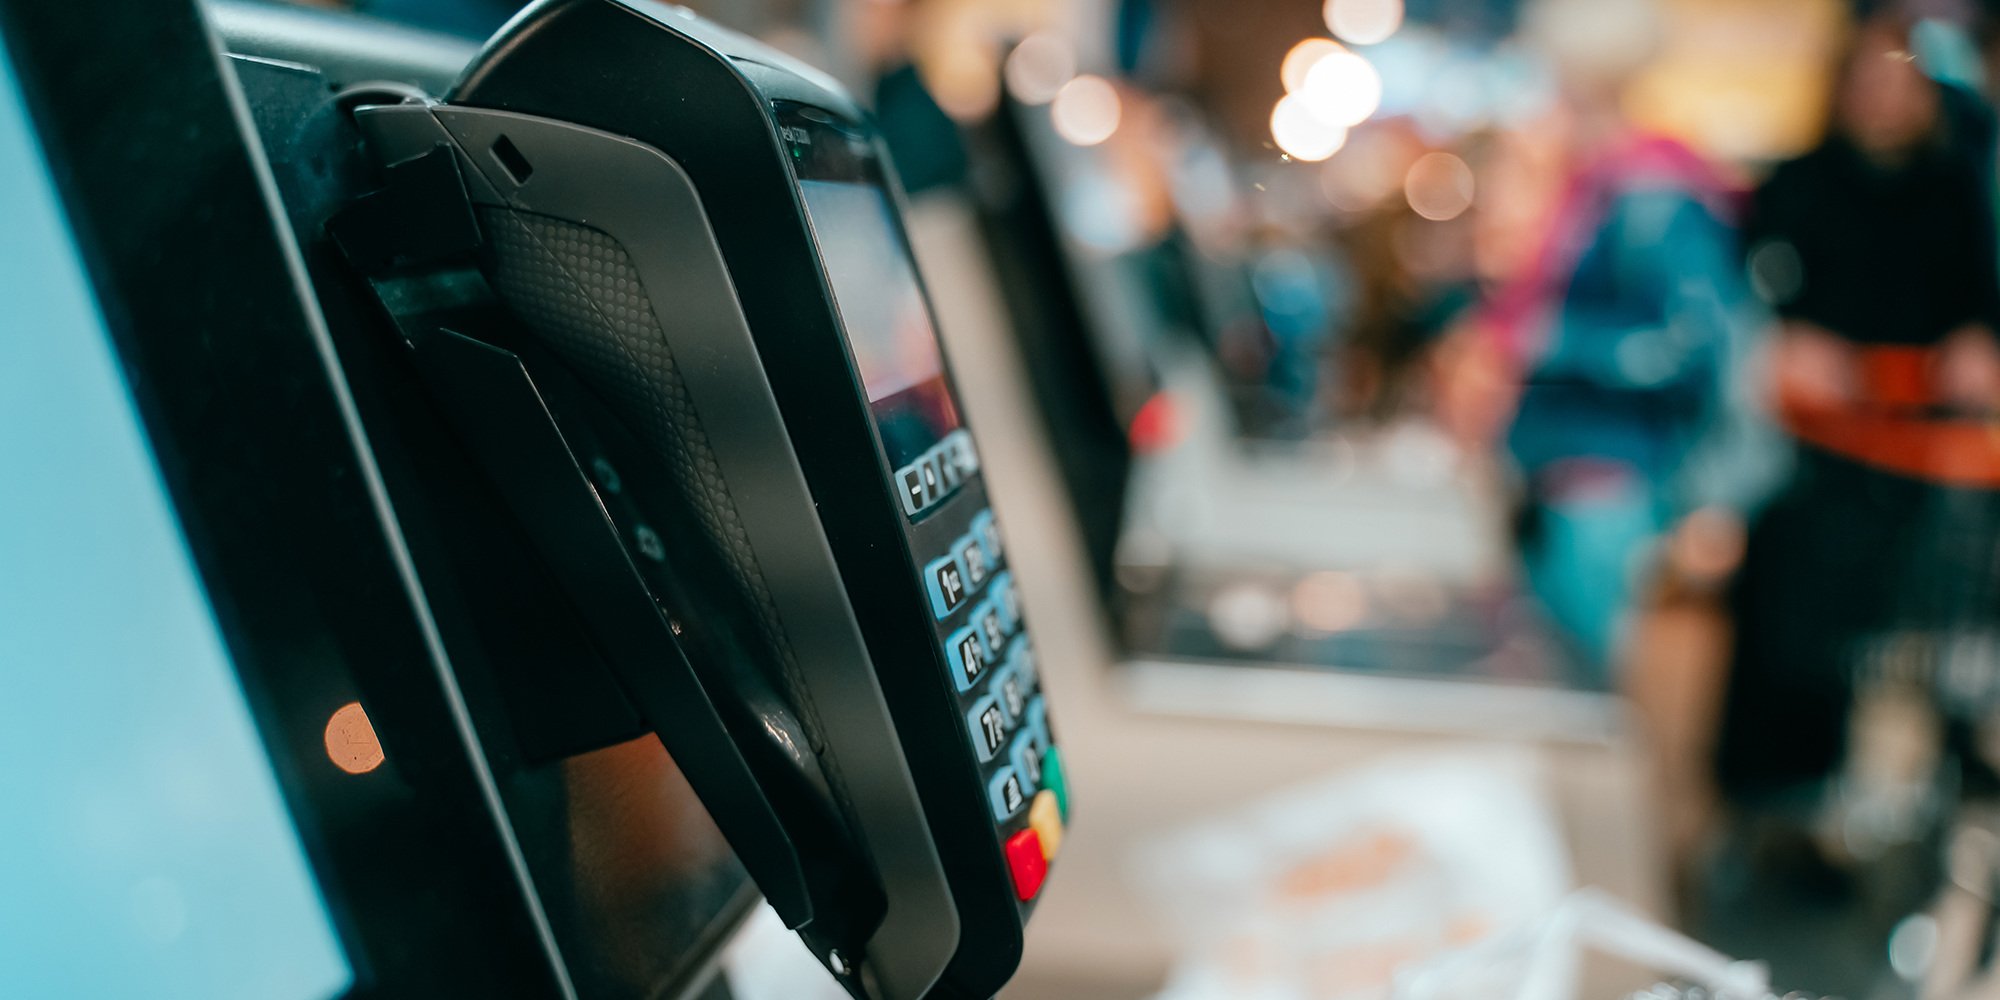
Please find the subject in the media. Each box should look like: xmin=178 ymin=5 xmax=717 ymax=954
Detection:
xmin=1394 ymin=888 xmax=1769 ymax=1000
xmin=1133 ymin=750 xmax=1571 ymax=1000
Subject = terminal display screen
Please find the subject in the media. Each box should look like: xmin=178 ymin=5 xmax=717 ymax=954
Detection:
xmin=781 ymin=105 xmax=963 ymax=473
xmin=0 ymin=42 xmax=353 ymax=1000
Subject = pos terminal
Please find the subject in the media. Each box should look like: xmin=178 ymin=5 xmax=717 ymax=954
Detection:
xmin=335 ymin=2 xmax=1069 ymax=997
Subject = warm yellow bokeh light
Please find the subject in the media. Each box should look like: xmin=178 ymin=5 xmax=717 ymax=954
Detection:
xmin=924 ymin=47 xmax=1001 ymax=123
xmin=1271 ymin=94 xmax=1349 ymax=162
xmin=324 ymin=701 xmax=385 ymax=775
xmin=1051 ymin=74 xmax=1122 ymax=146
xmin=1281 ymin=38 xmax=1345 ymax=93
xmin=1324 ymin=0 xmax=1405 ymax=45
xmin=1005 ymin=32 xmax=1077 ymax=106
xmin=1300 ymin=49 xmax=1383 ymax=128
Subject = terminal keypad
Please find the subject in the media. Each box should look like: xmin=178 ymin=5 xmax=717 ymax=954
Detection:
xmin=905 ymin=466 xmax=1063 ymax=902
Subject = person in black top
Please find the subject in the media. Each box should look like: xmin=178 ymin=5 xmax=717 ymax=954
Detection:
xmin=1749 ymin=48 xmax=2000 ymax=353
xmin=1693 ymin=22 xmax=2000 ymax=990
xmin=1717 ymin=14 xmax=2000 ymax=807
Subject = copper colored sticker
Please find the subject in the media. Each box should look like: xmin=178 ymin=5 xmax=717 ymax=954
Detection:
xmin=324 ymin=701 xmax=385 ymax=775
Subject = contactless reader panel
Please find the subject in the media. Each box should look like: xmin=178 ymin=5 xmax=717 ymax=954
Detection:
xmin=343 ymin=2 xmax=1068 ymax=997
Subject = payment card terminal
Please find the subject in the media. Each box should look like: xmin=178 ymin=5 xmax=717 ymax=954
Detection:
xmin=336 ymin=2 xmax=1070 ymax=997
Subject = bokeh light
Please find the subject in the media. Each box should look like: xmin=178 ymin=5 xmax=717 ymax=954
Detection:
xmin=1403 ymin=151 xmax=1475 ymax=221
xmin=1208 ymin=581 xmax=1289 ymax=650
xmin=1271 ymin=94 xmax=1349 ymax=162
xmin=1320 ymin=126 xmax=1419 ymax=212
xmin=1300 ymin=48 xmax=1383 ymax=128
xmin=922 ymin=47 xmax=1000 ymax=122
xmin=1291 ymin=571 xmax=1369 ymax=634
xmin=1281 ymin=38 xmax=1345 ymax=93
xmin=1324 ymin=0 xmax=1404 ymax=46
xmin=1372 ymin=563 xmax=1452 ymax=626
xmin=1004 ymin=32 xmax=1076 ymax=106
xmin=1051 ymin=74 xmax=1122 ymax=147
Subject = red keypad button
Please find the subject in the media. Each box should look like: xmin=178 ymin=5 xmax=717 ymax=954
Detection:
xmin=1004 ymin=829 xmax=1048 ymax=900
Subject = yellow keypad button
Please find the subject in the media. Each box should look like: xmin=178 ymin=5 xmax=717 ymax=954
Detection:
xmin=1028 ymin=789 xmax=1063 ymax=861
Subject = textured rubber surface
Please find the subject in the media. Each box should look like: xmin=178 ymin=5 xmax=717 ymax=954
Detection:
xmin=480 ymin=206 xmax=808 ymax=715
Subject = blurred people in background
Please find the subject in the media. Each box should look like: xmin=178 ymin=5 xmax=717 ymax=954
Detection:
xmin=1346 ymin=126 xmax=1486 ymax=427
xmin=852 ymin=0 xmax=972 ymax=196
xmin=1480 ymin=0 xmax=1763 ymax=677
xmin=1714 ymin=15 xmax=2000 ymax=813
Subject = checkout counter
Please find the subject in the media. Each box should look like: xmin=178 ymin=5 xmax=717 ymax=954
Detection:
xmin=0 ymin=2 xmax=1665 ymax=997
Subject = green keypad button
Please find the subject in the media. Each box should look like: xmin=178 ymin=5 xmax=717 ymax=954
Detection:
xmin=1041 ymin=745 xmax=1069 ymax=822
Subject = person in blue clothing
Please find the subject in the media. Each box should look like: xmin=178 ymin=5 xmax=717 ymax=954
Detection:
xmin=1483 ymin=64 xmax=1772 ymax=679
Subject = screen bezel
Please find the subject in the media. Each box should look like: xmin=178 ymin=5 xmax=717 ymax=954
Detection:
xmin=771 ymin=95 xmax=1042 ymax=969
xmin=774 ymin=89 xmax=1051 ymax=905
xmin=775 ymin=100 xmax=981 ymax=523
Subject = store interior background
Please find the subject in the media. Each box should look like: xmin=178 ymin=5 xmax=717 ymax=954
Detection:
xmin=252 ymin=0 xmax=2000 ymax=995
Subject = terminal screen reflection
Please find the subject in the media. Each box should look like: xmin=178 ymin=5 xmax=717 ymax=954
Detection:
xmin=0 ymin=43 xmax=352 ymax=1000
xmin=784 ymin=105 xmax=964 ymax=473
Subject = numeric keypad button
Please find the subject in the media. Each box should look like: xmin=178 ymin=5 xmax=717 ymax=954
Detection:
xmin=1009 ymin=731 xmax=1045 ymax=792
xmin=968 ymin=696 xmax=1007 ymax=761
xmin=946 ymin=625 xmax=990 ymax=691
xmin=1026 ymin=696 xmax=1050 ymax=747
xmin=937 ymin=445 xmax=965 ymax=491
xmin=956 ymin=535 xmax=990 ymax=593
xmin=988 ymin=767 xmax=1026 ymax=821
xmin=988 ymin=572 xmax=1020 ymax=632
xmin=1008 ymin=640 xmax=1038 ymax=687
xmin=948 ymin=430 xmax=981 ymax=477
xmin=924 ymin=553 xmax=968 ymax=619
xmin=919 ymin=454 xmax=943 ymax=507
xmin=971 ymin=510 xmax=1003 ymax=562
xmin=977 ymin=602 xmax=1008 ymax=654
xmin=991 ymin=667 xmax=1027 ymax=726
xmin=898 ymin=466 xmax=925 ymax=515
